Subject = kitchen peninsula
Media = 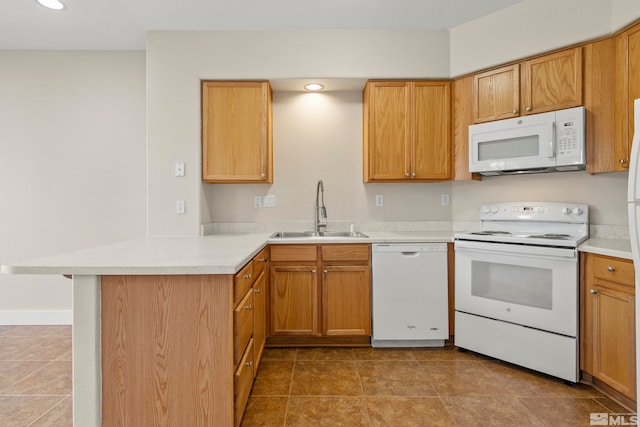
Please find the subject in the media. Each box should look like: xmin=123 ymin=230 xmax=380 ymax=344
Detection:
xmin=1 ymin=230 xmax=453 ymax=426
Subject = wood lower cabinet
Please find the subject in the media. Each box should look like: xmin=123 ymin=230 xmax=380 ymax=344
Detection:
xmin=363 ymin=80 xmax=451 ymax=182
xmin=581 ymin=253 xmax=636 ymax=409
xmin=268 ymin=244 xmax=371 ymax=346
xmin=101 ymin=247 xmax=269 ymax=427
xmin=201 ymin=80 xmax=273 ymax=183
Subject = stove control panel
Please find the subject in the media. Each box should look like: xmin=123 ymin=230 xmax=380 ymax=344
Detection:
xmin=479 ymin=202 xmax=588 ymax=223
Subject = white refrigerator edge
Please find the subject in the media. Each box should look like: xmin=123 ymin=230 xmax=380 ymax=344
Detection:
xmin=626 ymin=97 xmax=640 ymax=404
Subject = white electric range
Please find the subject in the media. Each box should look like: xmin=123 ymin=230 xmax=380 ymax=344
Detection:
xmin=454 ymin=202 xmax=589 ymax=383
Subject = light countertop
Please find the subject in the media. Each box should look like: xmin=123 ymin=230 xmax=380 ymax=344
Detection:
xmin=579 ymin=238 xmax=633 ymax=260
xmin=1 ymin=231 xmax=455 ymax=276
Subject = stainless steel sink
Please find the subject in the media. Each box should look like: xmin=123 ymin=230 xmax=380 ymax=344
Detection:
xmin=270 ymin=231 xmax=369 ymax=239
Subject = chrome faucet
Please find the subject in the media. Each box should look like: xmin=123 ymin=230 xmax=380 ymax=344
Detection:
xmin=315 ymin=179 xmax=327 ymax=233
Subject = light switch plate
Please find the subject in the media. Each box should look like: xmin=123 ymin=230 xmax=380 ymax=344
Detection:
xmin=442 ymin=193 xmax=450 ymax=206
xmin=254 ymin=196 xmax=262 ymax=208
xmin=375 ymin=195 xmax=384 ymax=207
xmin=176 ymin=200 xmax=186 ymax=214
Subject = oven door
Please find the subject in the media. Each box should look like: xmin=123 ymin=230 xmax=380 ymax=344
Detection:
xmin=454 ymin=240 xmax=578 ymax=337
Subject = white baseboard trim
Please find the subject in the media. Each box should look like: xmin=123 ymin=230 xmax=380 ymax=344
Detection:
xmin=0 ymin=310 xmax=73 ymax=325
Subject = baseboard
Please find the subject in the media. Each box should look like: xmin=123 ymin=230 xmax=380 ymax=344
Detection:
xmin=0 ymin=310 xmax=72 ymax=325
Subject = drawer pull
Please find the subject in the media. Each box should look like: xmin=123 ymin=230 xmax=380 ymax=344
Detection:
xmin=590 ymin=289 xmax=598 ymax=294
xmin=607 ymin=266 xmax=615 ymax=272
xmin=244 ymin=273 xmax=252 ymax=280
xmin=245 ymin=361 xmax=253 ymax=368
xmin=244 ymin=304 xmax=253 ymax=310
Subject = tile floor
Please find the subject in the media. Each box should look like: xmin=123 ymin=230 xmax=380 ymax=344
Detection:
xmin=243 ymin=346 xmax=633 ymax=427
xmin=0 ymin=325 xmax=72 ymax=427
xmin=0 ymin=326 xmax=633 ymax=426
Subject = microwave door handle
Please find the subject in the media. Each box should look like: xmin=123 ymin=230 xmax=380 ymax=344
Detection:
xmin=547 ymin=123 xmax=556 ymax=158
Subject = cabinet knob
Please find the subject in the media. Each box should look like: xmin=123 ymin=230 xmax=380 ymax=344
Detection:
xmin=259 ymin=257 xmax=268 ymax=263
xmin=411 ymin=172 xmax=416 ymax=177
xmin=245 ymin=361 xmax=253 ymax=368
xmin=620 ymin=159 xmax=627 ymax=164
xmin=261 ymin=173 xmax=266 ymax=178
xmin=244 ymin=304 xmax=253 ymax=310
xmin=244 ymin=273 xmax=252 ymax=280
xmin=590 ymin=289 xmax=598 ymax=294
xmin=512 ymin=109 xmax=518 ymax=114
xmin=607 ymin=266 xmax=615 ymax=272
xmin=323 ymin=269 xmax=328 ymax=274
xmin=405 ymin=172 xmax=410 ymax=177
xmin=526 ymin=107 xmax=532 ymax=112
xmin=254 ymin=288 xmax=261 ymax=294
xmin=311 ymin=269 xmax=316 ymax=274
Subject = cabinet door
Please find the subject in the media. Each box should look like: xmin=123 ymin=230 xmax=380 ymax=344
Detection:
xmin=473 ymin=64 xmax=520 ymax=123
xmin=363 ymin=81 xmax=411 ymax=181
xmin=615 ymin=24 xmax=640 ymax=170
xmin=202 ymin=81 xmax=272 ymax=183
xmin=252 ymin=271 xmax=266 ymax=376
xmin=592 ymin=285 xmax=636 ymax=400
xmin=322 ymin=265 xmax=371 ymax=337
xmin=270 ymin=266 xmax=319 ymax=336
xmin=413 ymin=82 xmax=451 ymax=180
xmin=521 ymin=48 xmax=583 ymax=115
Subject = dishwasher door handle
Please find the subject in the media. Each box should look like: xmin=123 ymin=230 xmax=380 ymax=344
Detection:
xmin=400 ymin=252 xmax=420 ymax=257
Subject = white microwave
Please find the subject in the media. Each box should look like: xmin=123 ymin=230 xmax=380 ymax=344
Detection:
xmin=468 ymin=106 xmax=585 ymax=176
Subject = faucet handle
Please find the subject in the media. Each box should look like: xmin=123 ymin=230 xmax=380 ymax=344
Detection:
xmin=320 ymin=206 xmax=327 ymax=218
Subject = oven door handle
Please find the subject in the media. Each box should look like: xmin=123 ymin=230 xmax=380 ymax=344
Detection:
xmin=454 ymin=240 xmax=577 ymax=259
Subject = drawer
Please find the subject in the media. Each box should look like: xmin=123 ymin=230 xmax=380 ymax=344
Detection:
xmin=270 ymin=245 xmax=318 ymax=262
xmin=321 ymin=244 xmax=370 ymax=262
xmin=234 ymin=338 xmax=254 ymax=427
xmin=593 ymin=255 xmax=635 ymax=287
xmin=234 ymin=288 xmax=254 ymax=366
xmin=253 ymin=247 xmax=269 ymax=278
xmin=234 ymin=261 xmax=255 ymax=306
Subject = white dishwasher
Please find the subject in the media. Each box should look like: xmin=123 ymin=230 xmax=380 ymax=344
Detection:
xmin=371 ymin=243 xmax=448 ymax=347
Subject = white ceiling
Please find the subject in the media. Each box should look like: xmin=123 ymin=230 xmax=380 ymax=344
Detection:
xmin=0 ymin=0 xmax=525 ymax=50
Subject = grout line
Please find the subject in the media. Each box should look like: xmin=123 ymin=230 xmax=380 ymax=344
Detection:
xmin=26 ymin=394 xmax=68 ymax=427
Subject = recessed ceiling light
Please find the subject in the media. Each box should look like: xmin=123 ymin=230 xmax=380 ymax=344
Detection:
xmin=304 ymin=83 xmax=324 ymax=92
xmin=36 ymin=0 xmax=66 ymax=10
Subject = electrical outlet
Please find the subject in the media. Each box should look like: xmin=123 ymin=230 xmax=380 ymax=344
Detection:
xmin=442 ymin=193 xmax=450 ymax=206
xmin=175 ymin=162 xmax=185 ymax=177
xmin=254 ymin=196 xmax=262 ymax=208
xmin=376 ymin=195 xmax=384 ymax=207
xmin=176 ymin=200 xmax=186 ymax=214
xmin=263 ymin=195 xmax=276 ymax=207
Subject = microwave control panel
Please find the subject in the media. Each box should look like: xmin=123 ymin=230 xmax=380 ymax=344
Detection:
xmin=556 ymin=119 xmax=580 ymax=158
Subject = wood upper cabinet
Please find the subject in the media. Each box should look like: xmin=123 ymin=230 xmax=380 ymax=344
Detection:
xmin=521 ymin=48 xmax=583 ymax=115
xmin=268 ymin=244 xmax=371 ymax=343
xmin=201 ymin=81 xmax=273 ymax=183
xmin=581 ymin=253 xmax=636 ymax=406
xmin=472 ymin=47 xmax=583 ymax=123
xmin=363 ymin=80 xmax=451 ymax=182
xmin=615 ymin=22 xmax=640 ymax=170
xmin=473 ymin=64 xmax=520 ymax=123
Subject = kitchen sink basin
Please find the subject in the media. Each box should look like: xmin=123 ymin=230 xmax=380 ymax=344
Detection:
xmin=270 ymin=231 xmax=369 ymax=239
